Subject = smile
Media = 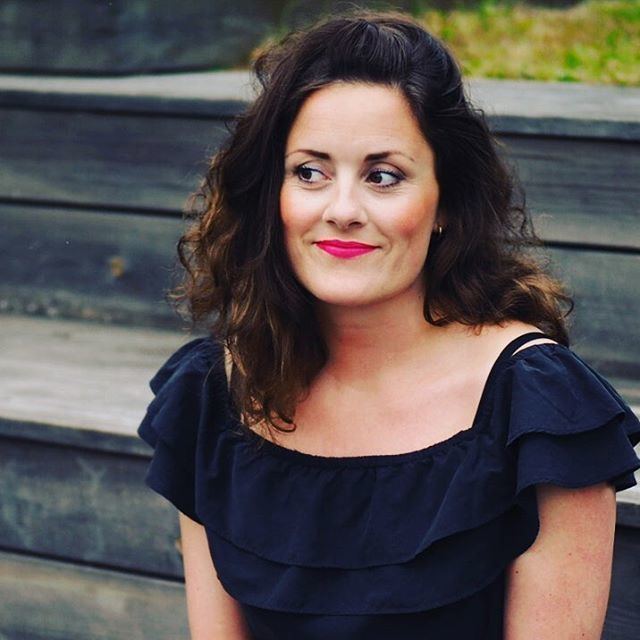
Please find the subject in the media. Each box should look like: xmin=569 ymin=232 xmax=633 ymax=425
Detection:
xmin=315 ymin=240 xmax=378 ymax=259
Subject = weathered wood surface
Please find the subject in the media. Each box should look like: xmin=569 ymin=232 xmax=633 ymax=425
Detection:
xmin=0 ymin=108 xmax=226 ymax=212
xmin=0 ymin=0 xmax=276 ymax=74
xmin=0 ymin=1 xmax=416 ymax=76
xmin=0 ymin=311 xmax=636 ymax=446
xmin=1 ymin=73 xmax=639 ymax=139
xmin=548 ymin=248 xmax=640 ymax=378
xmin=0 ymin=70 xmax=254 ymax=116
xmin=468 ymin=79 xmax=640 ymax=141
xmin=0 ymin=315 xmax=187 ymax=435
xmin=0 ymin=551 xmax=189 ymax=639
xmin=0 ymin=413 xmax=637 ymax=570
xmin=501 ymin=135 xmax=640 ymax=251
xmin=0 ymin=109 xmax=638 ymax=248
xmin=0 ymin=434 xmax=184 ymax=576
xmin=0 ymin=204 xmax=184 ymax=327
xmin=603 ymin=526 xmax=640 ymax=640
xmin=617 ymin=485 xmax=640 ymax=529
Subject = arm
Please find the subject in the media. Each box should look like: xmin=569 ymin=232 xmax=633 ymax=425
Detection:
xmin=504 ymin=482 xmax=617 ymax=639
xmin=179 ymin=512 xmax=252 ymax=640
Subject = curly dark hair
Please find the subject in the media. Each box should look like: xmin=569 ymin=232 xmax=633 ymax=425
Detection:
xmin=173 ymin=9 xmax=573 ymax=434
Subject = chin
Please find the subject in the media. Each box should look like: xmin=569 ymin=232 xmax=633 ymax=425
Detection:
xmin=305 ymin=282 xmax=395 ymax=308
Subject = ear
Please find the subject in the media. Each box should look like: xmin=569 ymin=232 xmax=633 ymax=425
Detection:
xmin=433 ymin=210 xmax=446 ymax=235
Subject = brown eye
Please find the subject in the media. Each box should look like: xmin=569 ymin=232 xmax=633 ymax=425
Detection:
xmin=295 ymin=165 xmax=324 ymax=183
xmin=368 ymin=169 xmax=403 ymax=188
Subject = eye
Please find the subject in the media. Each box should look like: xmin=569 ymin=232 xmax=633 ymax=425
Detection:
xmin=294 ymin=164 xmax=326 ymax=184
xmin=368 ymin=169 xmax=404 ymax=188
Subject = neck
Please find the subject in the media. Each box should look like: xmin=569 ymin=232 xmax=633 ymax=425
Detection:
xmin=317 ymin=289 xmax=467 ymax=385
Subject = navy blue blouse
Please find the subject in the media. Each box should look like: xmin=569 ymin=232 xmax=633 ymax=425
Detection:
xmin=138 ymin=331 xmax=640 ymax=640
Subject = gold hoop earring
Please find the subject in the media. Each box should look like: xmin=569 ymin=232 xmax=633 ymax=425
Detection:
xmin=435 ymin=224 xmax=444 ymax=236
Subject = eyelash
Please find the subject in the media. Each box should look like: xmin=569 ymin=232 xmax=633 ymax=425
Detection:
xmin=293 ymin=164 xmax=404 ymax=189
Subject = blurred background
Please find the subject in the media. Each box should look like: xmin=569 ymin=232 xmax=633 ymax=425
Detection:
xmin=0 ymin=1 xmax=638 ymax=638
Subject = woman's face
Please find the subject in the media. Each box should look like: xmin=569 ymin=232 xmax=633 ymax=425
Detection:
xmin=280 ymin=81 xmax=441 ymax=309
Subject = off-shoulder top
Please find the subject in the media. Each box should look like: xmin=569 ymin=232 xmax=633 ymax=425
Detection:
xmin=137 ymin=331 xmax=640 ymax=640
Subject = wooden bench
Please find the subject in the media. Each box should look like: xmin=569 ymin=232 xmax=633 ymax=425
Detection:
xmin=1 ymin=71 xmax=639 ymax=639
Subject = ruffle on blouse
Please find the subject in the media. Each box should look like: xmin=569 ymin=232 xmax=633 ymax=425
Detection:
xmin=138 ymin=337 xmax=640 ymax=615
xmin=138 ymin=337 xmax=222 ymax=524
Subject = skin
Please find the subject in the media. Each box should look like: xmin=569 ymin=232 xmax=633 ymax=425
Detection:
xmin=280 ymin=81 xmax=442 ymax=310
xmin=180 ymin=81 xmax=616 ymax=638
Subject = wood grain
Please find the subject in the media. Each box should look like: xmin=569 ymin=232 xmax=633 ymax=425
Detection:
xmin=549 ymin=247 xmax=640 ymax=378
xmin=0 ymin=434 xmax=185 ymax=577
xmin=501 ymin=135 xmax=640 ymax=250
xmin=0 ymin=204 xmax=185 ymax=327
xmin=0 ymin=0 xmax=276 ymax=74
xmin=0 ymin=315 xmax=188 ymax=434
xmin=0 ymin=551 xmax=188 ymax=639
xmin=0 ymin=107 xmax=227 ymax=211
xmin=602 ymin=527 xmax=640 ymax=640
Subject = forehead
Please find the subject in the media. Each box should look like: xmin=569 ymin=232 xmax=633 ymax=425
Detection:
xmin=285 ymin=82 xmax=427 ymax=153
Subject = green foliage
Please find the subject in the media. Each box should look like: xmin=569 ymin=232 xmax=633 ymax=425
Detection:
xmin=417 ymin=0 xmax=640 ymax=85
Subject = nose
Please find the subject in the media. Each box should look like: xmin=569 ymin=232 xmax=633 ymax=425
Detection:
xmin=322 ymin=180 xmax=367 ymax=230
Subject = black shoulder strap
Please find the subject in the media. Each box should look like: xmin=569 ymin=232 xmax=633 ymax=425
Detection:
xmin=494 ymin=331 xmax=552 ymax=369
xmin=472 ymin=331 xmax=553 ymax=422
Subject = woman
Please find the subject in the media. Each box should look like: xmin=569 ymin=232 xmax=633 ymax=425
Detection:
xmin=138 ymin=10 xmax=640 ymax=639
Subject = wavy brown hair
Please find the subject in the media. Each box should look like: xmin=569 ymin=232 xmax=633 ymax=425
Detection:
xmin=173 ymin=10 xmax=573 ymax=434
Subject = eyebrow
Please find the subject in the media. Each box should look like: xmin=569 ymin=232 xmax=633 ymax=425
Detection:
xmin=285 ymin=148 xmax=415 ymax=162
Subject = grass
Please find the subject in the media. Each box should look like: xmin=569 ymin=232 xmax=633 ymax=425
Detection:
xmin=416 ymin=0 xmax=640 ymax=85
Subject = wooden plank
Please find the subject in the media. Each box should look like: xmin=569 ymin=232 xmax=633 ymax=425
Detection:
xmin=501 ymin=135 xmax=640 ymax=249
xmin=0 ymin=315 xmax=640 ymax=455
xmin=0 ymin=315 xmax=187 ymax=435
xmin=1 ymin=73 xmax=638 ymax=139
xmin=468 ymin=78 xmax=640 ymax=141
xmin=617 ymin=485 xmax=640 ymax=529
xmin=0 ymin=435 xmax=185 ymax=577
xmin=0 ymin=0 xmax=277 ymax=74
xmin=548 ymin=247 xmax=640 ymax=378
xmin=0 ymin=108 xmax=227 ymax=212
xmin=603 ymin=526 xmax=640 ymax=640
xmin=0 ymin=551 xmax=188 ymax=640
xmin=0 ymin=70 xmax=253 ymax=117
xmin=0 ymin=204 xmax=185 ymax=327
xmin=0 ymin=417 xmax=153 ymax=458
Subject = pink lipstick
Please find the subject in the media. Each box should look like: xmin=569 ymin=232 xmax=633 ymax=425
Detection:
xmin=315 ymin=239 xmax=378 ymax=259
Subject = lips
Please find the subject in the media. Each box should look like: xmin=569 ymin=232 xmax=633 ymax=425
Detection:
xmin=315 ymin=239 xmax=378 ymax=259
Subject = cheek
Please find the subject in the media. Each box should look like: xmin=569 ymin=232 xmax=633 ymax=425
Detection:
xmin=279 ymin=187 xmax=294 ymax=230
xmin=279 ymin=186 xmax=313 ymax=237
xmin=386 ymin=194 xmax=438 ymax=243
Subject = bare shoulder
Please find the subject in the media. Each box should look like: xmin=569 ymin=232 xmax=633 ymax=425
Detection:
xmin=475 ymin=320 xmax=558 ymax=357
xmin=433 ymin=320 xmax=558 ymax=386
